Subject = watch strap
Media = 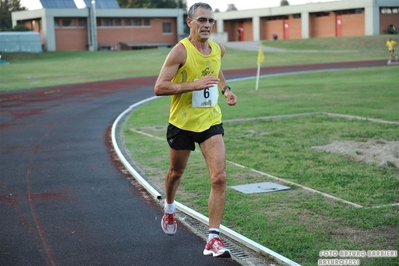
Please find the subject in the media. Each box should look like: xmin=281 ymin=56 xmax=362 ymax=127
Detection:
xmin=221 ymin=85 xmax=231 ymax=95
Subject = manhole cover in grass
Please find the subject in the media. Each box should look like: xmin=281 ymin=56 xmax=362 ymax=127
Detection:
xmin=230 ymin=182 xmax=291 ymax=194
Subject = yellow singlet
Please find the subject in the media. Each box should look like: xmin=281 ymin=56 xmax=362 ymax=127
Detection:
xmin=169 ymin=38 xmax=222 ymax=132
xmin=386 ymin=40 xmax=397 ymax=52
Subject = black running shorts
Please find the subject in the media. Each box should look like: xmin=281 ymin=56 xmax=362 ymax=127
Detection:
xmin=166 ymin=123 xmax=224 ymax=151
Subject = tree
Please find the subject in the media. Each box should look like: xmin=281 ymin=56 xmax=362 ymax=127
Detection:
xmin=0 ymin=0 xmax=26 ymax=31
xmin=227 ymin=4 xmax=237 ymax=11
xmin=280 ymin=0 xmax=289 ymax=6
xmin=12 ymin=22 xmax=29 ymax=31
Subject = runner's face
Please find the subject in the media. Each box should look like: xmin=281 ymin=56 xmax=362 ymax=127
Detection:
xmin=188 ymin=7 xmax=214 ymax=40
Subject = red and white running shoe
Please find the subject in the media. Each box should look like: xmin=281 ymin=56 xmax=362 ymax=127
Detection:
xmin=161 ymin=212 xmax=177 ymax=236
xmin=203 ymin=236 xmax=231 ymax=257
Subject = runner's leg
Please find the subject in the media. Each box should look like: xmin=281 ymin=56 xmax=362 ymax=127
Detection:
xmin=165 ymin=148 xmax=191 ymax=204
xmin=199 ymin=134 xmax=227 ymax=228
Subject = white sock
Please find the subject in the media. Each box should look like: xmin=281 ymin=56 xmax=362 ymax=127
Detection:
xmin=164 ymin=201 xmax=175 ymax=214
xmin=207 ymin=228 xmax=220 ymax=242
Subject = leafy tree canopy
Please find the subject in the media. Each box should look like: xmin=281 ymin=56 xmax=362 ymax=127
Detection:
xmin=0 ymin=0 xmax=26 ymax=31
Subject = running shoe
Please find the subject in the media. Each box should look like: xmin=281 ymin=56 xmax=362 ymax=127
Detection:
xmin=203 ymin=236 xmax=231 ymax=257
xmin=161 ymin=212 xmax=177 ymax=235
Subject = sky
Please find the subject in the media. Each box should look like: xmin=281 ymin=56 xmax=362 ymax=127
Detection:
xmin=186 ymin=0 xmax=341 ymax=12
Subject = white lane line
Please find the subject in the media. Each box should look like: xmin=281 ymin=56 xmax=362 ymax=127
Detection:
xmin=228 ymin=160 xmax=363 ymax=208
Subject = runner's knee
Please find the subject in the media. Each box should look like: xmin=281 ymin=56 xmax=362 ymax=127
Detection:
xmin=210 ymin=172 xmax=227 ymax=188
xmin=167 ymin=167 xmax=184 ymax=180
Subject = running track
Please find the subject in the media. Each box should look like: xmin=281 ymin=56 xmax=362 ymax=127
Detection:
xmin=0 ymin=60 xmax=391 ymax=266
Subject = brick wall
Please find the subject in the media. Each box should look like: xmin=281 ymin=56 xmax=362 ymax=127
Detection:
xmin=222 ymin=22 xmax=235 ymax=42
xmin=289 ymin=16 xmax=302 ymax=39
xmin=53 ymin=18 xmax=178 ymax=51
xmin=310 ymin=13 xmax=336 ymax=38
xmin=242 ymin=20 xmax=253 ymax=42
xmin=55 ymin=28 xmax=88 ymax=51
xmin=222 ymin=20 xmax=253 ymax=42
xmin=263 ymin=19 xmax=284 ymax=40
xmin=97 ymin=18 xmax=177 ymax=48
xmin=342 ymin=13 xmax=365 ymax=36
xmin=380 ymin=13 xmax=399 ymax=34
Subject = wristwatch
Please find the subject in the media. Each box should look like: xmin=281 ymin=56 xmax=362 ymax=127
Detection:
xmin=221 ymin=85 xmax=231 ymax=95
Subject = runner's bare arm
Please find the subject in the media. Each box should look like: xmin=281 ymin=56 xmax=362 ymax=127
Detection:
xmin=154 ymin=44 xmax=220 ymax=96
xmin=217 ymin=44 xmax=237 ymax=106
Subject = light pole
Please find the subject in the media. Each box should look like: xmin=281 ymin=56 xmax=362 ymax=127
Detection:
xmin=89 ymin=0 xmax=98 ymax=51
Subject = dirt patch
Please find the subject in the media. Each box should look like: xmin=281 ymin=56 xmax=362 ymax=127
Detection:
xmin=312 ymin=139 xmax=399 ymax=168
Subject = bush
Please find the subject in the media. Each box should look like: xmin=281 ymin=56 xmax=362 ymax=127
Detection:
xmin=12 ymin=24 xmax=30 ymax=31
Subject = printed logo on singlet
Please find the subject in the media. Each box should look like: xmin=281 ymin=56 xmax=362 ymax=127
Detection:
xmin=202 ymin=67 xmax=213 ymax=76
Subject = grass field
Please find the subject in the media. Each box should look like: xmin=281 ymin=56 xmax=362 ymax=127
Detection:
xmin=124 ymin=69 xmax=399 ymax=265
xmin=1 ymin=35 xmax=398 ymax=265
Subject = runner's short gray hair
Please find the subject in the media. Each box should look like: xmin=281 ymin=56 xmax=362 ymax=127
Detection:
xmin=187 ymin=2 xmax=213 ymax=18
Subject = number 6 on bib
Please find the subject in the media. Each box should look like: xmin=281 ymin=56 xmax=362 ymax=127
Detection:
xmin=192 ymin=84 xmax=218 ymax=108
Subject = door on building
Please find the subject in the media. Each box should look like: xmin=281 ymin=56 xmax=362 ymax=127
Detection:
xmin=283 ymin=20 xmax=289 ymax=39
xmin=238 ymin=22 xmax=244 ymax=41
xmin=336 ymin=15 xmax=342 ymax=36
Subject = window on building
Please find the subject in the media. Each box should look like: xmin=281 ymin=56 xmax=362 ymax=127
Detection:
xmin=381 ymin=7 xmax=398 ymax=14
xmin=143 ymin=18 xmax=150 ymax=26
xmin=78 ymin=18 xmax=86 ymax=27
xmin=314 ymin=12 xmax=329 ymax=17
xmin=381 ymin=8 xmax=390 ymax=14
xmin=103 ymin=18 xmax=112 ymax=26
xmin=335 ymin=9 xmax=362 ymax=15
xmin=266 ymin=15 xmax=289 ymax=21
xmin=163 ymin=22 xmax=172 ymax=33
xmin=293 ymin=14 xmax=301 ymax=19
xmin=62 ymin=18 xmax=75 ymax=27
xmin=114 ymin=19 xmax=121 ymax=26
xmin=124 ymin=18 xmax=132 ymax=26
xmin=133 ymin=19 xmax=141 ymax=26
xmin=54 ymin=18 xmax=60 ymax=27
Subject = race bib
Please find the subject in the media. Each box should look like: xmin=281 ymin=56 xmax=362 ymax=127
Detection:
xmin=192 ymin=84 xmax=218 ymax=108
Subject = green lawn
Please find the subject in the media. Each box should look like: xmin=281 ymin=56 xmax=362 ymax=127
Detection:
xmin=124 ymin=67 xmax=399 ymax=265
